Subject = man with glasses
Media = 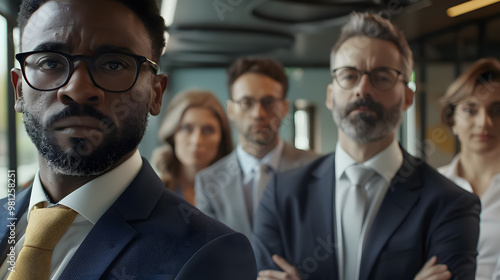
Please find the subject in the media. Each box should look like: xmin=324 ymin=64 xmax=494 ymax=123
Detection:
xmin=253 ymin=12 xmax=479 ymax=280
xmin=195 ymin=57 xmax=318 ymax=239
xmin=0 ymin=0 xmax=256 ymax=279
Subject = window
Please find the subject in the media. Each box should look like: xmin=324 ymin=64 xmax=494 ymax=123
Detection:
xmin=13 ymin=26 xmax=38 ymax=190
xmin=1 ymin=15 xmax=8 ymax=197
xmin=0 ymin=20 xmax=38 ymax=198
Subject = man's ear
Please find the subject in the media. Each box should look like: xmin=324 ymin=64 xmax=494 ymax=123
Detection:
xmin=149 ymin=74 xmax=168 ymax=116
xmin=11 ymin=68 xmax=24 ymax=113
xmin=403 ymin=86 xmax=415 ymax=111
xmin=325 ymin=83 xmax=334 ymax=111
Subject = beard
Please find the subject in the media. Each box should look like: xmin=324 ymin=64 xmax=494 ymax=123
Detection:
xmin=244 ymin=125 xmax=278 ymax=146
xmin=23 ymin=103 xmax=149 ymax=177
xmin=333 ymin=97 xmax=403 ymax=143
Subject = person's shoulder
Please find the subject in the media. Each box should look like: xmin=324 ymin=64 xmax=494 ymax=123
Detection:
xmin=197 ymin=151 xmax=238 ymax=178
xmin=283 ymin=142 xmax=320 ymax=159
xmin=402 ymin=152 xmax=477 ymax=200
xmin=149 ymin=190 xmax=256 ymax=278
xmin=282 ymin=151 xmax=331 ymax=173
xmin=146 ymin=188 xmax=253 ymax=250
xmin=175 ymin=224 xmax=256 ymax=279
xmin=436 ymin=163 xmax=452 ymax=176
xmin=274 ymin=153 xmax=334 ymax=190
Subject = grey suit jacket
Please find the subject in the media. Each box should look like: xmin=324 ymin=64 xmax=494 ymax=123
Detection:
xmin=195 ymin=142 xmax=319 ymax=239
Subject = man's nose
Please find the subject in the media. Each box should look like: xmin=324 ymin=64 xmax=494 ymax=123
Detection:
xmin=354 ymin=74 xmax=373 ymax=98
xmin=56 ymin=63 xmax=104 ymax=106
xmin=250 ymin=100 xmax=266 ymax=118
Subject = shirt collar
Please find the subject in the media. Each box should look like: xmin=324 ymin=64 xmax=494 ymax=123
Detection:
xmin=438 ymin=153 xmax=474 ymax=193
xmin=441 ymin=154 xmax=461 ymax=178
xmin=335 ymin=140 xmax=403 ymax=183
xmin=237 ymin=137 xmax=284 ymax=179
xmin=28 ymin=149 xmax=143 ymax=224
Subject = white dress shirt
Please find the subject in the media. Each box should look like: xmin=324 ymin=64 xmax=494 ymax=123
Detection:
xmin=335 ymin=140 xmax=403 ymax=280
xmin=439 ymin=155 xmax=500 ymax=280
xmin=236 ymin=138 xmax=284 ymax=220
xmin=0 ymin=150 xmax=143 ymax=280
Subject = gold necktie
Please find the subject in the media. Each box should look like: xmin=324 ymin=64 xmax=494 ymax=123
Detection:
xmin=8 ymin=205 xmax=77 ymax=280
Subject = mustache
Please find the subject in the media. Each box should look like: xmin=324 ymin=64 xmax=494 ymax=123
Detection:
xmin=46 ymin=105 xmax=116 ymax=130
xmin=344 ymin=98 xmax=383 ymax=117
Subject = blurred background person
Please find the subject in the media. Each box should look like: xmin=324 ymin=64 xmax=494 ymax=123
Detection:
xmin=195 ymin=57 xmax=319 ymax=239
xmin=152 ymin=90 xmax=233 ymax=205
xmin=440 ymin=57 xmax=500 ymax=280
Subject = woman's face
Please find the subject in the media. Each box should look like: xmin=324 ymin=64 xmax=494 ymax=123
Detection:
xmin=174 ymin=107 xmax=222 ymax=171
xmin=453 ymin=83 xmax=500 ymax=154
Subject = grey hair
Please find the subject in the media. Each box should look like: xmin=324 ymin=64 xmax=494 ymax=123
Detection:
xmin=330 ymin=12 xmax=413 ymax=81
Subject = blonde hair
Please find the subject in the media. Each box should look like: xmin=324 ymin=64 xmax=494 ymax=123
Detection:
xmin=152 ymin=89 xmax=233 ymax=190
xmin=441 ymin=58 xmax=500 ymax=128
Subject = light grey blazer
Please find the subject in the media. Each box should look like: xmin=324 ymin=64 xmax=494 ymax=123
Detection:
xmin=195 ymin=142 xmax=319 ymax=239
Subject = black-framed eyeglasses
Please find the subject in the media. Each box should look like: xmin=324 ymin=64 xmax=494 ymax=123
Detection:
xmin=15 ymin=50 xmax=159 ymax=93
xmin=332 ymin=67 xmax=407 ymax=91
xmin=231 ymin=96 xmax=285 ymax=112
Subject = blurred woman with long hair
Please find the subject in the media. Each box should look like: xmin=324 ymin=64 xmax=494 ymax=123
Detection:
xmin=152 ymin=90 xmax=233 ymax=204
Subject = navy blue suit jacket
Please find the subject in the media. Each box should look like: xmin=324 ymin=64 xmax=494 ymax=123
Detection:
xmin=253 ymin=150 xmax=480 ymax=280
xmin=0 ymin=159 xmax=256 ymax=279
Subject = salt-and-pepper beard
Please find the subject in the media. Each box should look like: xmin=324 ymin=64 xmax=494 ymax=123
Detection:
xmin=333 ymin=97 xmax=403 ymax=143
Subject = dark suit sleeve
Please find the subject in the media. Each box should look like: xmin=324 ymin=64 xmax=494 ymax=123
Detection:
xmin=252 ymin=174 xmax=284 ymax=272
xmin=428 ymin=190 xmax=480 ymax=280
xmin=175 ymin=232 xmax=256 ymax=280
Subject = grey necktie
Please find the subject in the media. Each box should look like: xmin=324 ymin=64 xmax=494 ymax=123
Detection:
xmin=342 ymin=165 xmax=375 ymax=280
xmin=252 ymin=164 xmax=271 ymax=223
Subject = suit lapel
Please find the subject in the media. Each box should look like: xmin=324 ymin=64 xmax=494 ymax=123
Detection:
xmin=58 ymin=207 xmax=137 ymax=279
xmin=360 ymin=152 xmax=422 ymax=280
xmin=59 ymin=159 xmax=164 ymax=278
xmin=309 ymin=154 xmax=339 ymax=277
xmin=223 ymin=153 xmax=252 ymax=233
xmin=0 ymin=188 xmax=31 ymax=263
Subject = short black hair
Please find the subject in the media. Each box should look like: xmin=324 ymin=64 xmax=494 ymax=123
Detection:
xmin=17 ymin=0 xmax=166 ymax=61
xmin=227 ymin=57 xmax=288 ymax=99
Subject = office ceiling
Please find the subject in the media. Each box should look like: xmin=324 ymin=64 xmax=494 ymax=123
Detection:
xmin=2 ymin=0 xmax=500 ymax=70
xmin=162 ymin=0 xmax=500 ymax=69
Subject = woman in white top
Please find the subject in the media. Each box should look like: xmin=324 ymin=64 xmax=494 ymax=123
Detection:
xmin=439 ymin=58 xmax=500 ymax=280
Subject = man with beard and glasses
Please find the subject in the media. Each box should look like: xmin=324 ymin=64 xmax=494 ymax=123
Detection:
xmin=253 ymin=12 xmax=480 ymax=280
xmin=0 ymin=0 xmax=256 ymax=279
xmin=195 ymin=57 xmax=319 ymax=239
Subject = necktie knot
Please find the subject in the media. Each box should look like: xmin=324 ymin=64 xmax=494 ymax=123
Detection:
xmin=345 ymin=165 xmax=375 ymax=188
xmin=25 ymin=206 xmax=78 ymax=250
xmin=8 ymin=205 xmax=77 ymax=280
